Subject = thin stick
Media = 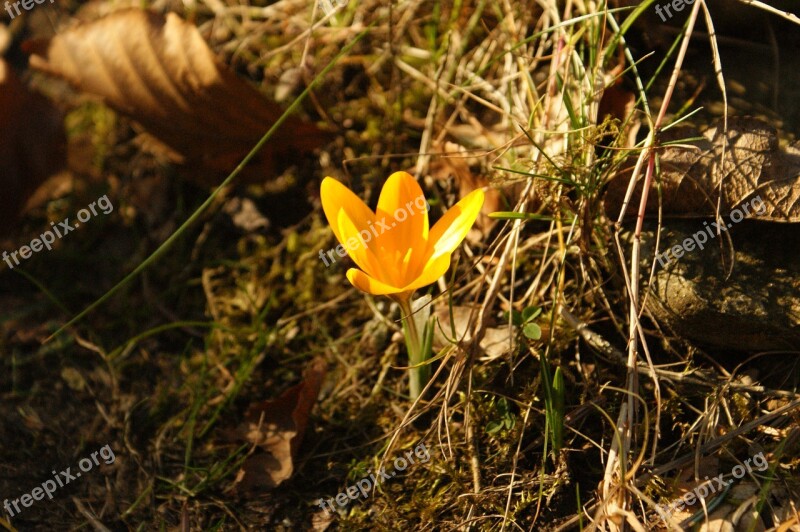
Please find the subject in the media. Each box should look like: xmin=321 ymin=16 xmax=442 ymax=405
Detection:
xmin=603 ymin=0 xmax=704 ymax=521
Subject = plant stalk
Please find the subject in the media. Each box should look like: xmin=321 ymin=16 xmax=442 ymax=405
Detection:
xmin=398 ymin=297 xmax=429 ymax=400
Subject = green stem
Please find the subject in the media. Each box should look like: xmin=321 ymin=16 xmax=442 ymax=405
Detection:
xmin=398 ymin=297 xmax=428 ymax=400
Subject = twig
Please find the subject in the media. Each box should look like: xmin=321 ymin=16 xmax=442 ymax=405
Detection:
xmin=735 ymin=0 xmax=800 ymax=25
xmin=72 ymin=497 xmax=111 ymax=532
xmin=603 ymin=1 xmax=705 ymax=523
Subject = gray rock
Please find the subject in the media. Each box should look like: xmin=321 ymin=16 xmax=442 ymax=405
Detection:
xmin=627 ymin=220 xmax=800 ymax=351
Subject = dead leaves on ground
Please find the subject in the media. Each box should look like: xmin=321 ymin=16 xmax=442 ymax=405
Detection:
xmin=233 ymin=358 xmax=326 ymax=491
xmin=432 ymin=304 xmax=515 ymax=361
xmin=654 ymin=449 xmax=800 ymax=531
xmin=0 ymin=59 xmax=65 ymax=231
xmin=26 ymin=8 xmax=328 ymax=186
xmin=606 ymin=118 xmax=800 ymax=222
xmin=428 ymin=140 xmax=506 ymax=235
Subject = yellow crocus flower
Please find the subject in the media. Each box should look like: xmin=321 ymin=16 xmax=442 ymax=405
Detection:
xmin=320 ymin=171 xmax=484 ymax=302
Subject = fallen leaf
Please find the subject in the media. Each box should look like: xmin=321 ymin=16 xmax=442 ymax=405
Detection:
xmin=26 ymin=9 xmax=329 ymax=186
xmin=700 ymin=502 xmax=765 ymax=532
xmin=429 ymin=140 xmax=504 ymax=234
xmin=0 ymin=58 xmax=66 ymax=231
xmin=233 ymin=357 xmax=326 ymax=491
xmin=605 ymin=118 xmax=800 ymax=222
xmin=596 ymin=68 xmax=640 ymax=150
xmin=432 ymin=304 xmax=515 ymax=360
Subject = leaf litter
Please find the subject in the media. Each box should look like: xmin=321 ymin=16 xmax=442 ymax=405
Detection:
xmin=0 ymin=1 xmax=799 ymax=530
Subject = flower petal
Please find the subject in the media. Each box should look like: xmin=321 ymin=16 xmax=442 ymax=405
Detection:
xmin=337 ymin=208 xmax=396 ymax=285
xmin=346 ymin=268 xmax=404 ymax=296
xmin=426 ymin=188 xmax=484 ymax=261
xmin=320 ymin=177 xmax=376 ymax=248
xmin=399 ymin=189 xmax=483 ymax=292
xmin=375 ymin=172 xmax=428 ymax=236
xmin=401 ymin=254 xmax=453 ymax=293
xmin=373 ymin=172 xmax=430 ymax=278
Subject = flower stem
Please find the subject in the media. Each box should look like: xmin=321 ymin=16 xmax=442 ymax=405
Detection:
xmin=398 ymin=297 xmax=429 ymax=400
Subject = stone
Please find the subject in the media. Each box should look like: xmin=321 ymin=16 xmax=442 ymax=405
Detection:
xmin=626 ymin=220 xmax=800 ymax=351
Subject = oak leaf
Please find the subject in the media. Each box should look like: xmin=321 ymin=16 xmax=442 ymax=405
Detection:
xmin=233 ymin=357 xmax=326 ymax=491
xmin=26 ymin=9 xmax=328 ymax=186
xmin=606 ymin=118 xmax=800 ymax=222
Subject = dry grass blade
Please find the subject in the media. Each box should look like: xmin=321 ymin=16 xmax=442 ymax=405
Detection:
xmin=4 ymin=0 xmax=800 ymax=529
xmin=736 ymin=0 xmax=800 ymax=25
xmin=605 ymin=1 xmax=707 ymax=528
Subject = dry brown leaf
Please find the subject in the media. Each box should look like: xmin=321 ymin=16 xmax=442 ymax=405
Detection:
xmin=429 ymin=140 xmax=504 ymax=234
xmin=432 ymin=304 xmax=515 ymax=360
xmin=699 ymin=501 xmax=766 ymax=532
xmin=233 ymin=357 xmax=326 ymax=491
xmin=25 ymin=9 xmax=329 ymax=186
xmin=596 ymin=74 xmax=640 ymax=149
xmin=606 ymin=118 xmax=800 ymax=222
xmin=0 ymin=59 xmax=65 ymax=231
